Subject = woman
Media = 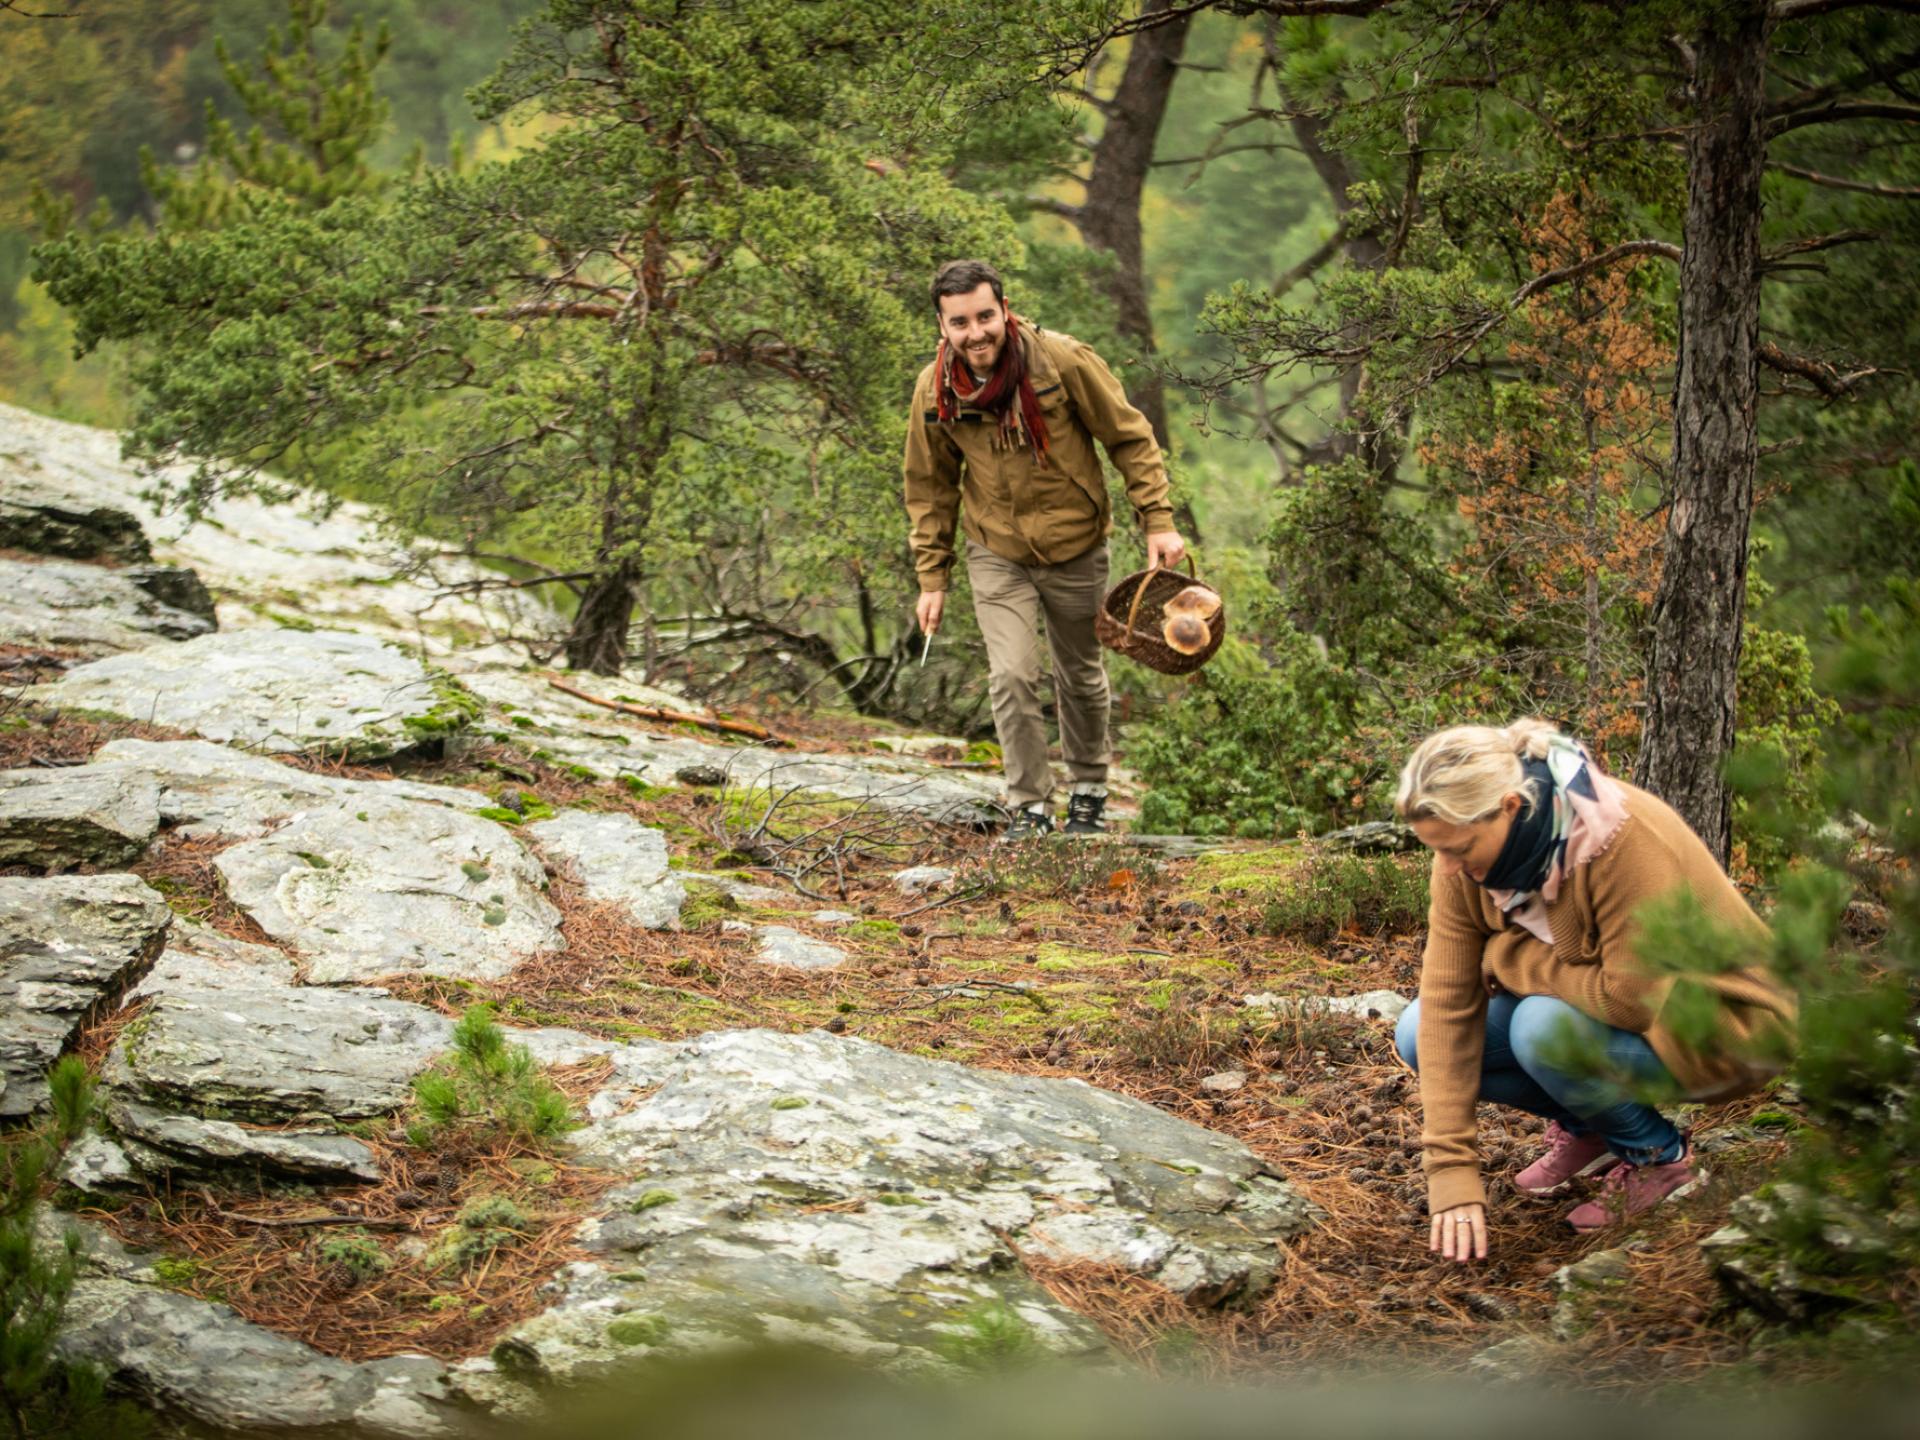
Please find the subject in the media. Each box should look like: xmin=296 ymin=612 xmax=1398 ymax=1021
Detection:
xmin=1391 ymin=719 xmax=1795 ymax=1261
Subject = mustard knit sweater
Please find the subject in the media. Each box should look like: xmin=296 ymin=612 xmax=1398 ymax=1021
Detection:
xmin=1416 ymin=781 xmax=1797 ymax=1214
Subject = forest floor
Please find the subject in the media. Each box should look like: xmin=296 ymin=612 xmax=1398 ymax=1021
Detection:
xmin=5 ymin=693 xmax=1873 ymax=1399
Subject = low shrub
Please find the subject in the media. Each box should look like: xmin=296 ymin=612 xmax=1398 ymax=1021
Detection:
xmin=1258 ymin=849 xmax=1429 ymax=944
xmin=407 ymin=1005 xmax=577 ymax=1149
xmin=1130 ymin=633 xmax=1384 ymax=839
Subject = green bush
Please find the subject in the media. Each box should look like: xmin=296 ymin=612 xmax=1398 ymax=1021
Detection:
xmin=1258 ymin=850 xmax=1430 ymax=944
xmin=1130 ymin=633 xmax=1382 ymax=839
xmin=1628 ymin=574 xmax=1920 ymax=1336
xmin=935 ymin=1300 xmax=1044 ymax=1372
xmin=0 ymin=1057 xmax=153 ymax=1439
xmin=407 ymin=1005 xmax=578 ymax=1149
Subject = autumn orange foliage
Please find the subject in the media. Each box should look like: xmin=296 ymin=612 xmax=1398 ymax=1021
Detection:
xmin=1421 ymin=192 xmax=1669 ymax=771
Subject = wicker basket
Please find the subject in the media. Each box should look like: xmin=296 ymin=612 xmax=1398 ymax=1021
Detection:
xmin=1095 ymin=561 xmax=1227 ymax=676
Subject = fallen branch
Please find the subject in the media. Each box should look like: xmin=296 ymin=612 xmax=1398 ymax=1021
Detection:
xmin=207 ymin=1206 xmax=415 ymax=1231
xmin=882 ymin=980 xmax=1051 ymax=1014
xmin=896 ymin=884 xmax=988 ymax=919
xmin=545 ymin=676 xmax=783 ymax=743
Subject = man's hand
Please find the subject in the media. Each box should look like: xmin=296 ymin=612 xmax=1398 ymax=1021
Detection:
xmin=1429 ymin=1203 xmax=1488 ymax=1263
xmin=1145 ymin=531 xmax=1187 ymax=571
xmin=915 ymin=590 xmax=946 ymax=637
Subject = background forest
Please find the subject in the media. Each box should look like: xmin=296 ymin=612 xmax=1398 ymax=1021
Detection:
xmin=5 ymin=0 xmax=1920 ymax=1411
xmin=4 ymin=0 xmax=1913 ymax=855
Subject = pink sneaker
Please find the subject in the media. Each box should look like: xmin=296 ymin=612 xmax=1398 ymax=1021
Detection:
xmin=1513 ymin=1121 xmax=1614 ymax=1195
xmin=1564 ymin=1144 xmax=1704 ymax=1232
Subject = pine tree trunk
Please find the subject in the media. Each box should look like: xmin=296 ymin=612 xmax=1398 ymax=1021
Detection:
xmin=1073 ymin=0 xmax=1200 ymax=538
xmin=564 ymin=561 xmax=639 ymax=675
xmin=1634 ymin=0 xmax=1773 ymax=863
xmin=1076 ymin=0 xmax=1192 ymax=454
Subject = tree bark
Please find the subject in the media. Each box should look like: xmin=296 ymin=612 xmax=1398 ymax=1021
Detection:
xmin=1076 ymin=0 xmax=1193 ymax=453
xmin=1634 ymin=0 xmax=1774 ymax=862
xmin=565 ymin=559 xmax=639 ymax=674
xmin=1287 ymin=94 xmax=1394 ymax=474
xmin=1066 ymin=0 xmax=1202 ymax=539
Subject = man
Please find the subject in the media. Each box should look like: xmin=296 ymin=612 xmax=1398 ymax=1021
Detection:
xmin=903 ymin=259 xmax=1186 ymax=839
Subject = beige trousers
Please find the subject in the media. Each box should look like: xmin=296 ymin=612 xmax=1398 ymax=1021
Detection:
xmin=965 ymin=538 xmax=1111 ymax=811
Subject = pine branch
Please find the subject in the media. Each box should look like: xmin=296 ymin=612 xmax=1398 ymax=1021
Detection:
xmin=1757 ymin=340 xmax=1893 ymax=397
xmin=1771 ymin=100 xmax=1920 ymax=136
xmin=1772 ymin=0 xmax=1920 ymax=21
xmin=1762 ymin=228 xmax=1883 ymax=264
xmin=1769 ymin=162 xmax=1920 ymax=197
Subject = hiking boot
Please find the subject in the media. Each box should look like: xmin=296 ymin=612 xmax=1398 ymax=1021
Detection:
xmin=1062 ymin=792 xmax=1108 ymax=836
xmin=1564 ymin=1142 xmax=1704 ymax=1233
xmin=1514 ymin=1121 xmax=1615 ymax=1196
xmin=1000 ymin=805 xmax=1056 ymax=843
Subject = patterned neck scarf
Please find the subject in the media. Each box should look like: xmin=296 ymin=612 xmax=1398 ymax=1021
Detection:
xmin=934 ymin=311 xmax=1050 ymax=460
xmin=1484 ymin=736 xmax=1630 ymax=939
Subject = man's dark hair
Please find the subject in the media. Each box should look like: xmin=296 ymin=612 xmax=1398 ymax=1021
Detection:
xmin=931 ymin=259 xmax=1004 ymax=315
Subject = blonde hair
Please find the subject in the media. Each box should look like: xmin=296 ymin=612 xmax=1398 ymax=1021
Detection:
xmin=1393 ymin=718 xmax=1561 ymax=825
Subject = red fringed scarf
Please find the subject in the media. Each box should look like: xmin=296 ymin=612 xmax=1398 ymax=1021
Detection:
xmin=934 ymin=311 xmax=1050 ymax=460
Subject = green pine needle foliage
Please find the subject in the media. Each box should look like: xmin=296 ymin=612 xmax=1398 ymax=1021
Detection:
xmin=406 ymin=1004 xmax=578 ymax=1150
xmin=0 ymin=1057 xmax=152 ymax=1439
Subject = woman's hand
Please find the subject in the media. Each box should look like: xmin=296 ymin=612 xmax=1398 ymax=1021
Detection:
xmin=1429 ymin=1203 xmax=1488 ymax=1263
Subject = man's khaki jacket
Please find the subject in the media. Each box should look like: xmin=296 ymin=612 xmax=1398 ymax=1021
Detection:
xmin=902 ymin=325 xmax=1175 ymax=594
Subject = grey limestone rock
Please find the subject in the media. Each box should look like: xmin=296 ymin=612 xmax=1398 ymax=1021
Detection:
xmin=0 ymin=479 xmax=150 ymax=562
xmin=56 ymin=1274 xmax=460 ymax=1436
xmin=127 ymin=917 xmax=300 ymax=998
xmin=91 ymin=737 xmax=491 ymax=839
xmin=30 ymin=628 xmax=474 ymax=759
xmin=213 ymin=793 xmax=562 ymax=983
xmin=104 ymin=1094 xmax=381 ymax=1181
xmin=455 ymin=668 xmax=1001 ymax=821
xmin=528 ymin=809 xmax=686 ymax=929
xmin=1242 ymin=989 xmax=1411 ymax=1025
xmin=122 ymin=564 xmax=216 ymax=624
xmin=681 ymin=871 xmax=791 ymax=905
xmin=1550 ymin=1247 xmax=1631 ymax=1340
xmin=2 ymin=401 xmax=558 ymax=659
xmin=0 ymin=765 xmax=162 ymax=868
xmin=102 ymin=979 xmax=453 ymax=1123
xmin=0 ymin=557 xmax=216 ymax=655
xmin=57 ymin=1133 xmax=141 ymax=1192
xmin=1702 ymin=1184 xmax=1891 ymax=1326
xmin=892 ymin=865 xmax=956 ymax=895
xmin=1113 ymin=834 xmax=1236 ymax=860
xmin=1314 ymin=820 xmax=1421 ymax=854
xmin=1466 ymin=1333 xmax=1558 ymax=1383
xmin=0 ymin=875 xmax=170 ymax=1117
xmin=754 ymin=926 xmax=846 ymax=970
xmin=472 ymin=1028 xmax=1318 ymax=1389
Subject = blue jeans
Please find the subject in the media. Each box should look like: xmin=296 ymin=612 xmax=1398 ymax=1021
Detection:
xmin=1393 ymin=993 xmax=1685 ymax=1166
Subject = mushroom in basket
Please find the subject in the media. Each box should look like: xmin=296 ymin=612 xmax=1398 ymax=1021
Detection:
xmin=1160 ymin=584 xmax=1222 ymax=656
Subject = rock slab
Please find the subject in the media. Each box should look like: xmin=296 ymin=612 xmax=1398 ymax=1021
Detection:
xmin=475 ymin=1028 xmax=1317 ymax=1387
xmin=104 ymin=973 xmax=453 ymax=1124
xmin=31 ymin=629 xmax=473 ymax=759
xmin=753 ymin=926 xmax=846 ymax=970
xmin=0 ymin=766 xmax=162 ymax=869
xmin=0 ymin=875 xmax=170 ymax=1117
xmin=59 ymin=1272 xmax=457 ymax=1436
xmin=0 ymin=479 xmax=150 ymax=562
xmin=528 ymin=810 xmax=685 ymax=930
xmin=213 ymin=794 xmax=563 ymax=983
xmin=90 ymin=738 xmax=492 ymax=839
xmin=0 ymin=557 xmax=217 ymax=655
